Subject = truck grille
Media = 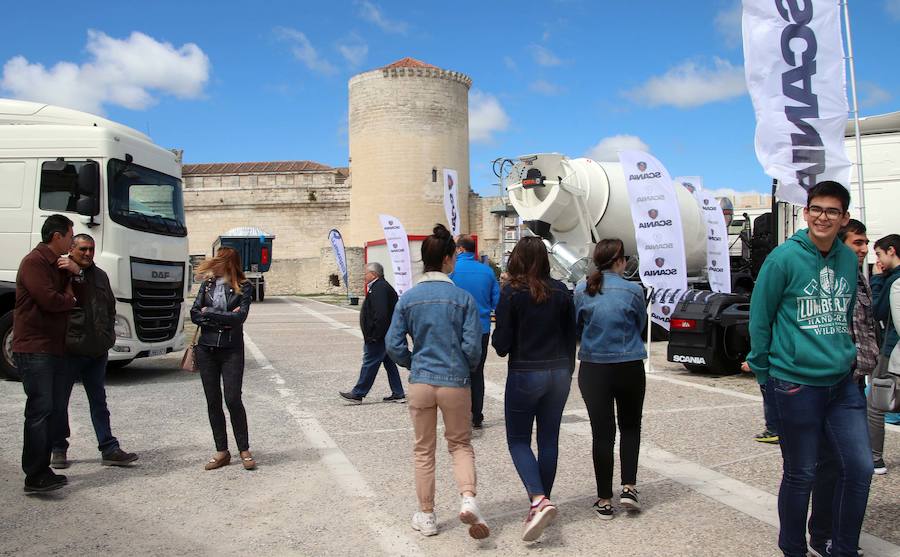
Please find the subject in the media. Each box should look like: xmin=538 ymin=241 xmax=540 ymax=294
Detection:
xmin=131 ymin=279 xmax=183 ymax=342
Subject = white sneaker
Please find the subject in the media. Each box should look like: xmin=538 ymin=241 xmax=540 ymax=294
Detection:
xmin=459 ymin=495 xmax=490 ymax=539
xmin=411 ymin=511 xmax=438 ymax=536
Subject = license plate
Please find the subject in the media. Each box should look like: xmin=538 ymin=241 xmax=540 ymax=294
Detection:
xmin=148 ymin=348 xmax=166 ymax=357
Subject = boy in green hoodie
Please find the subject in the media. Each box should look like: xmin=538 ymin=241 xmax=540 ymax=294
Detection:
xmin=747 ymin=181 xmax=872 ymax=557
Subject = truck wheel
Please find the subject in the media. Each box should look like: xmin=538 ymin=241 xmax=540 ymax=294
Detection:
xmin=258 ymin=283 xmax=265 ymax=302
xmin=107 ymin=358 xmax=134 ymax=371
xmin=0 ymin=312 xmax=21 ymax=381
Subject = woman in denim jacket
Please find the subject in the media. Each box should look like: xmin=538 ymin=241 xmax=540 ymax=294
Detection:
xmin=492 ymin=236 xmax=576 ymax=542
xmin=386 ymin=224 xmax=489 ymax=540
xmin=574 ymin=239 xmax=647 ymax=520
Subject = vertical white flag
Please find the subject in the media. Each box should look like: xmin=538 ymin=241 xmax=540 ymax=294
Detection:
xmin=742 ymin=0 xmax=851 ymax=206
xmin=379 ymin=214 xmax=413 ymax=295
xmin=675 ymin=177 xmax=732 ymax=294
xmin=327 ymin=229 xmax=348 ymax=287
xmin=442 ymin=169 xmax=461 ymax=236
xmin=619 ymin=150 xmax=688 ymax=330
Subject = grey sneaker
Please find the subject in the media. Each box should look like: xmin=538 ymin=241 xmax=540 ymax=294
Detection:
xmin=102 ymin=448 xmax=138 ymax=466
xmin=50 ymin=451 xmax=70 ymax=469
xmin=411 ymin=511 xmax=438 ymax=536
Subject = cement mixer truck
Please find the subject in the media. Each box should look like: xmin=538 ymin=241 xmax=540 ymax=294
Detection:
xmin=500 ymin=153 xmax=753 ymax=372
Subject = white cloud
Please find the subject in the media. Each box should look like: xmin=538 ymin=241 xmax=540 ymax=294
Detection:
xmin=469 ymin=90 xmax=509 ymax=144
xmin=530 ymin=79 xmax=564 ymax=96
xmin=276 ymin=27 xmax=337 ymax=75
xmin=624 ymin=57 xmax=746 ymax=108
xmin=715 ymin=1 xmax=742 ymax=47
xmin=358 ymin=1 xmax=409 ymax=34
xmin=1 ymin=30 xmax=210 ymax=114
xmin=337 ymin=34 xmax=368 ymax=68
xmin=530 ymin=45 xmax=562 ymax=67
xmin=887 ymin=0 xmax=900 ymax=20
xmin=585 ymin=135 xmax=650 ymax=162
xmin=859 ymin=81 xmax=892 ymax=109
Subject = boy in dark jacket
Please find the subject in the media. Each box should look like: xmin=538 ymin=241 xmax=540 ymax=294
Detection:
xmin=50 ymin=234 xmax=138 ymax=469
xmin=340 ymin=262 xmax=405 ymax=403
xmin=747 ymin=182 xmax=872 ymax=557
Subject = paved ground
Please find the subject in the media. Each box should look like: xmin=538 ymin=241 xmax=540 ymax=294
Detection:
xmin=1 ymin=295 xmax=898 ymax=556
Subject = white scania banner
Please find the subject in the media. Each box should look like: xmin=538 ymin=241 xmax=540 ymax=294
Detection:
xmin=742 ymin=0 xmax=851 ymax=206
xmin=378 ymin=214 xmax=413 ymax=295
xmin=327 ymin=229 xmax=348 ymax=287
xmin=442 ymin=169 xmax=461 ymax=236
xmin=675 ymin=177 xmax=732 ymax=294
xmin=619 ymin=150 xmax=688 ymax=330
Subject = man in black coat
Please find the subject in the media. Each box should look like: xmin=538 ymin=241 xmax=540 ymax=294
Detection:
xmin=340 ymin=262 xmax=406 ymax=403
xmin=50 ymin=234 xmax=138 ymax=469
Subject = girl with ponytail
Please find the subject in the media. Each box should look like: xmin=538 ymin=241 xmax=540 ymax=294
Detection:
xmin=574 ymin=239 xmax=648 ymax=520
xmin=385 ymin=224 xmax=490 ymax=540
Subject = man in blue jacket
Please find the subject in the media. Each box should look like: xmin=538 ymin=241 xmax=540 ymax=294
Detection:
xmin=450 ymin=236 xmax=500 ymax=429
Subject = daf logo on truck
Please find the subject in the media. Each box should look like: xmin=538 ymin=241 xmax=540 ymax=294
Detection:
xmin=152 ymin=271 xmax=171 ymax=280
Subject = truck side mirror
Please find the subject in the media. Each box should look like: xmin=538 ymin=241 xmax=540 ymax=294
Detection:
xmin=76 ymin=161 xmax=100 ymax=216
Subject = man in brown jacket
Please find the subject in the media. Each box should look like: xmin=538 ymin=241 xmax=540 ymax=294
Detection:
xmin=14 ymin=214 xmax=80 ymax=493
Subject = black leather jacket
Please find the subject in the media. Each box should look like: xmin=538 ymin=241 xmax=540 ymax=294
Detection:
xmin=190 ymin=278 xmax=252 ymax=349
xmin=66 ymin=264 xmax=116 ymax=358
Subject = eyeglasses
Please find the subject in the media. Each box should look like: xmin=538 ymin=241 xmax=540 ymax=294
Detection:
xmin=76 ymin=247 xmax=95 ymax=252
xmin=807 ymin=205 xmax=844 ymax=220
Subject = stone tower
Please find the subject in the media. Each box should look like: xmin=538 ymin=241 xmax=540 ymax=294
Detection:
xmin=347 ymin=57 xmax=472 ymax=246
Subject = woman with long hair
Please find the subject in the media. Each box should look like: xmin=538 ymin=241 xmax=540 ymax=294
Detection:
xmin=492 ymin=236 xmax=576 ymax=542
xmin=190 ymin=247 xmax=255 ymax=471
xmin=575 ymin=239 xmax=647 ymax=519
xmin=385 ymin=224 xmax=489 ymax=540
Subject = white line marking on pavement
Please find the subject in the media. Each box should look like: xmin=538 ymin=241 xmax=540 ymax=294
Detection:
xmin=244 ymin=331 xmax=421 ymax=557
xmin=285 ymin=299 xmax=363 ymax=338
xmin=645 ymin=373 xmax=763 ymax=401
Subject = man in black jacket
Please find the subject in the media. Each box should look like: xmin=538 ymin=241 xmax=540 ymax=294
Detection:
xmin=340 ymin=262 xmax=406 ymax=403
xmin=50 ymin=234 xmax=138 ymax=468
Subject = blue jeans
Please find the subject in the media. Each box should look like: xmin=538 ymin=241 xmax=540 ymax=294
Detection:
xmin=14 ymin=353 xmax=67 ymax=481
xmin=51 ymin=355 xmax=119 ymax=455
xmin=352 ymin=339 xmax=404 ymax=398
xmin=761 ymin=384 xmax=778 ymax=434
xmin=768 ymin=374 xmax=873 ymax=557
xmin=504 ymin=368 xmax=571 ymax=499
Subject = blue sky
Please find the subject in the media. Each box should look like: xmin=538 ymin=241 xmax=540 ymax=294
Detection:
xmin=2 ymin=1 xmax=899 ymax=196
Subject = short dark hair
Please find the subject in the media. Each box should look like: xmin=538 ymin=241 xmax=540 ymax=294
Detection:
xmin=41 ymin=214 xmax=73 ymax=243
xmin=73 ymin=233 xmax=95 ymax=244
xmin=421 ymin=224 xmax=456 ymax=272
xmin=807 ymin=180 xmax=850 ymax=212
xmin=839 ymin=219 xmax=866 ymax=241
xmin=457 ymin=235 xmax=476 ymax=253
xmin=874 ymin=234 xmax=900 ymax=256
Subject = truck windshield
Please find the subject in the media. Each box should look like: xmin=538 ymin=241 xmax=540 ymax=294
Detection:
xmin=108 ymin=158 xmax=187 ymax=237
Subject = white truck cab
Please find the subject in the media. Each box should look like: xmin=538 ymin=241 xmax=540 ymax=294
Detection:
xmin=0 ymin=99 xmax=189 ymax=379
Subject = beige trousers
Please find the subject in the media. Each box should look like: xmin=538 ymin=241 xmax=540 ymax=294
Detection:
xmin=407 ymin=382 xmax=477 ymax=512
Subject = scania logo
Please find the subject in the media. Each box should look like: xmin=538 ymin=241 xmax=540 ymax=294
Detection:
xmin=388 ymin=220 xmax=394 ymax=225
xmin=662 ymin=305 xmax=671 ymax=315
xmin=683 ymin=182 xmax=695 ymax=193
xmin=655 ymin=257 xmax=665 ymax=268
xmin=637 ymin=161 xmax=647 ymax=172
xmin=703 ymin=198 xmax=710 ymax=205
xmin=673 ymin=355 xmax=706 ymax=364
xmin=711 ymin=259 xmax=717 ymax=267
xmin=392 ymin=243 xmax=398 ymax=248
xmin=648 ymin=209 xmax=659 ymax=220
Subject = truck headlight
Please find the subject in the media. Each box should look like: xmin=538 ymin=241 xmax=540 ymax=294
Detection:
xmin=115 ymin=315 xmax=132 ymax=338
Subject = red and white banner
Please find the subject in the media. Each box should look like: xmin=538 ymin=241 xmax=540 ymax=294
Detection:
xmin=378 ymin=214 xmax=413 ymax=295
xmin=742 ymin=0 xmax=851 ymax=206
xmin=442 ymin=169 xmax=461 ymax=236
xmin=619 ymin=150 xmax=687 ymax=330
xmin=675 ymin=176 xmax=731 ymax=294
